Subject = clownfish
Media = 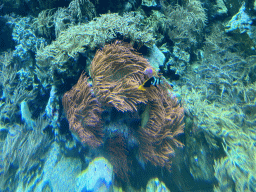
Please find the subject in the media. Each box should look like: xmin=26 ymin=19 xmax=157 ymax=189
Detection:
xmin=138 ymin=76 xmax=161 ymax=91
xmin=138 ymin=67 xmax=160 ymax=91
xmin=138 ymin=67 xmax=174 ymax=91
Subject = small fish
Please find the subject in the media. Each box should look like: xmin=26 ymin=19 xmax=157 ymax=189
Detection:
xmin=138 ymin=76 xmax=161 ymax=91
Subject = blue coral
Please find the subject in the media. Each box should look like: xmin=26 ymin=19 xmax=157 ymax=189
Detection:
xmin=9 ymin=17 xmax=48 ymax=62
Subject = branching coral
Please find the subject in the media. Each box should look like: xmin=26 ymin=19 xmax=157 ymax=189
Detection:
xmin=63 ymin=41 xmax=184 ymax=180
xmin=0 ymin=116 xmax=51 ymax=191
xmin=32 ymin=9 xmax=55 ymax=39
xmin=175 ymin=22 xmax=256 ymax=188
xmin=214 ymin=131 xmax=256 ymax=191
xmin=162 ymin=0 xmax=207 ymax=49
xmin=0 ymin=51 xmax=33 ymax=124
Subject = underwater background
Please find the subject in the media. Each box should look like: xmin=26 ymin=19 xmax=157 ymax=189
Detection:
xmin=0 ymin=0 xmax=256 ymax=191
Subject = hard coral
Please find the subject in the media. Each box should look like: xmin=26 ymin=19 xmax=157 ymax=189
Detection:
xmin=63 ymin=41 xmax=184 ymax=179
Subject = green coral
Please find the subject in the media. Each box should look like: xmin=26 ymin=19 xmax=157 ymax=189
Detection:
xmin=35 ymin=12 xmax=155 ymax=86
xmin=162 ymin=0 xmax=207 ymax=49
xmin=0 ymin=117 xmax=51 ymax=191
xmin=174 ymin=21 xmax=256 ymax=190
xmin=214 ymin=130 xmax=256 ymax=191
xmin=0 ymin=51 xmax=31 ymax=124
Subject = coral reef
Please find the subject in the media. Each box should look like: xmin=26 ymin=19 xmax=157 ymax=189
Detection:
xmin=89 ymin=41 xmax=149 ymax=112
xmin=0 ymin=50 xmax=54 ymax=191
xmin=0 ymin=0 xmax=256 ymax=191
xmin=0 ymin=51 xmax=34 ymax=125
xmin=35 ymin=11 xmax=155 ymax=88
xmin=63 ymin=73 xmax=103 ymax=147
xmin=162 ymin=0 xmax=207 ymax=49
xmin=0 ymin=117 xmax=51 ymax=191
xmin=158 ymin=0 xmax=207 ymax=78
xmin=9 ymin=16 xmax=48 ymax=62
xmin=175 ymin=20 xmax=256 ymax=191
xmin=63 ymin=41 xmax=184 ymax=180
